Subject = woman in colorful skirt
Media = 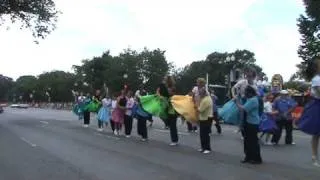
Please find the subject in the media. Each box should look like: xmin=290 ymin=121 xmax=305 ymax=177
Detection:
xmin=97 ymin=95 xmax=112 ymax=132
xmin=298 ymin=57 xmax=320 ymax=167
xmin=112 ymin=90 xmax=127 ymax=136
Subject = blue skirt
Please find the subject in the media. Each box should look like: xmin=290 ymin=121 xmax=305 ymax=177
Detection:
xmin=218 ymin=100 xmax=241 ymax=125
xmin=97 ymin=107 xmax=111 ymax=122
xmin=259 ymin=113 xmax=278 ymax=133
xmin=298 ymin=99 xmax=320 ymax=136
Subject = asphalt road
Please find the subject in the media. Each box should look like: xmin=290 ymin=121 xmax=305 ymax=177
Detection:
xmin=0 ymin=108 xmax=319 ymax=180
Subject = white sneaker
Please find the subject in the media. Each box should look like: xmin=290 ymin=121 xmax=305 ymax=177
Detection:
xmin=141 ymin=138 xmax=147 ymax=142
xmin=169 ymin=142 xmax=178 ymax=146
xmin=114 ymin=130 xmax=118 ymax=135
xmin=203 ymin=150 xmax=211 ymax=154
xmin=83 ymin=124 xmax=89 ymax=128
xmin=97 ymin=128 xmax=103 ymax=132
xmin=313 ymin=161 xmax=320 ymax=167
xmin=265 ymin=142 xmax=273 ymax=146
xmin=125 ymin=135 xmax=131 ymax=138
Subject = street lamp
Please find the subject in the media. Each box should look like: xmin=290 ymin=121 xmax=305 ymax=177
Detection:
xmin=123 ymin=74 xmax=128 ymax=90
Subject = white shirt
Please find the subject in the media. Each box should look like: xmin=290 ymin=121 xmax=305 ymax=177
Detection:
xmin=192 ymin=86 xmax=209 ymax=105
xmin=111 ymin=100 xmax=117 ymax=110
xmin=102 ymin=98 xmax=112 ymax=108
xmin=264 ymin=101 xmax=273 ymax=113
xmin=311 ymin=75 xmax=320 ymax=99
xmin=125 ymin=97 xmax=135 ymax=116
xmin=233 ymin=79 xmax=258 ymax=98
xmin=78 ymin=96 xmax=85 ymax=102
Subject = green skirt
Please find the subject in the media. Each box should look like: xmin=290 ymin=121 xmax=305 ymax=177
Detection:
xmin=140 ymin=94 xmax=169 ymax=120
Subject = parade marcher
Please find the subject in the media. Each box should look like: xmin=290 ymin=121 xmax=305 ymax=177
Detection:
xmin=219 ymin=68 xmax=258 ymax=128
xmin=168 ymin=86 xmax=179 ymax=146
xmin=111 ymin=90 xmax=127 ymax=136
xmin=197 ymin=87 xmax=213 ymax=154
xmin=124 ymin=91 xmax=135 ymax=138
xmin=209 ymin=90 xmax=221 ymax=135
xmin=271 ymin=90 xmax=297 ymax=145
xmin=83 ymin=93 xmax=91 ymax=128
xmin=234 ymin=86 xmax=263 ymax=164
xmin=259 ymin=93 xmax=277 ymax=145
xmin=97 ymin=95 xmax=112 ymax=132
xmin=298 ymin=57 xmax=320 ymax=167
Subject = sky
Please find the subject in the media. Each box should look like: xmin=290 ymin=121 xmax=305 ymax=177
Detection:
xmin=0 ymin=0 xmax=305 ymax=81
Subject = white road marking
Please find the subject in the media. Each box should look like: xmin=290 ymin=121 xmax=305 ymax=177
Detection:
xmin=40 ymin=121 xmax=49 ymax=124
xmin=20 ymin=137 xmax=37 ymax=147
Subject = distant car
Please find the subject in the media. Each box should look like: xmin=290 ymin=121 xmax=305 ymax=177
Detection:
xmin=10 ymin=104 xmax=29 ymax=109
xmin=0 ymin=106 xmax=3 ymax=113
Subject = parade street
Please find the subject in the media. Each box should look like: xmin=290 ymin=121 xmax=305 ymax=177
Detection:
xmin=0 ymin=108 xmax=319 ymax=180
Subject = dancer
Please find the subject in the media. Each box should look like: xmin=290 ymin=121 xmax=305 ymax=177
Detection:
xmin=168 ymin=86 xmax=179 ymax=146
xmin=110 ymin=94 xmax=117 ymax=132
xmin=259 ymin=93 xmax=277 ymax=145
xmin=298 ymin=57 xmax=320 ymax=167
xmin=220 ymin=68 xmax=258 ymax=126
xmin=97 ymin=95 xmax=112 ymax=132
xmin=197 ymin=87 xmax=213 ymax=154
xmin=111 ymin=90 xmax=127 ymax=136
xmin=234 ymin=86 xmax=263 ymax=164
xmin=271 ymin=90 xmax=297 ymax=145
xmin=83 ymin=93 xmax=92 ymax=128
xmin=124 ymin=91 xmax=135 ymax=138
xmin=209 ymin=90 xmax=221 ymax=134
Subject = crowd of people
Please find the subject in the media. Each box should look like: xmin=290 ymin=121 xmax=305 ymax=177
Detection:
xmin=72 ymin=57 xmax=320 ymax=167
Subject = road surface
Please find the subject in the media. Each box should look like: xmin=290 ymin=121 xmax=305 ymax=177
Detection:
xmin=0 ymin=108 xmax=319 ymax=180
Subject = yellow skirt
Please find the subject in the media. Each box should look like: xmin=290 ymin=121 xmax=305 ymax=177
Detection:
xmin=171 ymin=95 xmax=197 ymax=122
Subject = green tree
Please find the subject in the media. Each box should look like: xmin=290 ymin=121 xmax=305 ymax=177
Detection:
xmin=0 ymin=0 xmax=59 ymax=40
xmin=36 ymin=71 xmax=76 ymax=102
xmin=0 ymin=74 xmax=14 ymax=101
xmin=14 ymin=75 xmax=38 ymax=102
xmin=176 ymin=50 xmax=265 ymax=94
xmin=296 ymin=0 xmax=320 ymax=80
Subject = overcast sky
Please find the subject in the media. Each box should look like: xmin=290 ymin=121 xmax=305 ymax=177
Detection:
xmin=0 ymin=0 xmax=305 ymax=81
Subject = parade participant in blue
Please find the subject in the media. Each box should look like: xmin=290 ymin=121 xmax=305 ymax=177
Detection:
xmin=82 ymin=93 xmax=92 ymax=128
xmin=219 ymin=68 xmax=257 ymax=126
xmin=271 ymin=90 xmax=297 ymax=145
xmin=298 ymin=56 xmax=320 ymax=167
xmin=97 ymin=95 xmax=112 ymax=132
xmin=234 ymin=86 xmax=263 ymax=164
xmin=259 ymin=93 xmax=277 ymax=145
xmin=209 ymin=89 xmax=221 ymax=134
xmin=73 ymin=92 xmax=86 ymax=120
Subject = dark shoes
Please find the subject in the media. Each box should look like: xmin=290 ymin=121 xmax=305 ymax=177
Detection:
xmin=241 ymin=159 xmax=263 ymax=165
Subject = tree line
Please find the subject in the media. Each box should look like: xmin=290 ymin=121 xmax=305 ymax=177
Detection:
xmin=0 ymin=48 xmax=264 ymax=103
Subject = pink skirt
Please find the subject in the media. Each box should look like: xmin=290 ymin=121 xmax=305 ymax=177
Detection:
xmin=112 ymin=108 xmax=125 ymax=123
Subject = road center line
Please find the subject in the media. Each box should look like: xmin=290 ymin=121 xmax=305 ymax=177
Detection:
xmin=20 ymin=137 xmax=37 ymax=147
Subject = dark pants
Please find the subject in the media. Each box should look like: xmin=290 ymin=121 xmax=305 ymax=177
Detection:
xmin=83 ymin=111 xmax=90 ymax=125
xmin=124 ymin=115 xmax=133 ymax=135
xmin=271 ymin=119 xmax=293 ymax=144
xmin=98 ymin=120 xmax=104 ymax=128
xmin=243 ymin=123 xmax=262 ymax=162
xmin=187 ymin=122 xmax=197 ymax=131
xmin=168 ymin=114 xmax=178 ymax=143
xmin=163 ymin=118 xmax=169 ymax=128
xmin=199 ymin=120 xmax=211 ymax=151
xmin=110 ymin=120 xmax=115 ymax=131
xmin=137 ymin=115 xmax=148 ymax=139
xmin=214 ymin=112 xmax=222 ymax=134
